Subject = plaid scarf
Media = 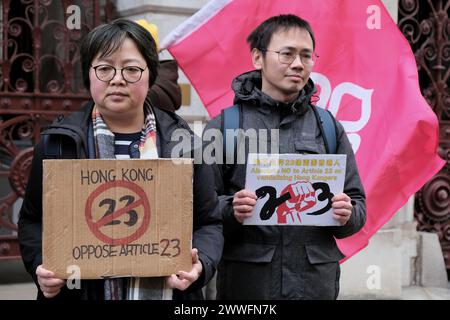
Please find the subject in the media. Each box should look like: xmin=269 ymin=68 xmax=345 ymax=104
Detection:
xmin=92 ymin=104 xmax=158 ymax=159
xmin=92 ymin=103 xmax=172 ymax=300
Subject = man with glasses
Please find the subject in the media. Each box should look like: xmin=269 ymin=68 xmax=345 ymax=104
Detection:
xmin=205 ymin=14 xmax=366 ymax=300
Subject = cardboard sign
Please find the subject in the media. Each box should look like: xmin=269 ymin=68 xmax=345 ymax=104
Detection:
xmin=43 ymin=159 xmax=193 ymax=279
xmin=244 ymin=154 xmax=346 ymax=226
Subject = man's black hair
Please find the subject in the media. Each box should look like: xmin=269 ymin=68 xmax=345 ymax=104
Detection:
xmin=246 ymin=14 xmax=316 ymax=53
xmin=80 ymin=18 xmax=159 ymax=90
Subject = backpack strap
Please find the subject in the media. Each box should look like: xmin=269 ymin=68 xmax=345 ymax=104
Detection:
xmin=220 ymin=104 xmax=337 ymax=159
xmin=42 ymin=134 xmax=61 ymax=159
xmin=41 ymin=126 xmax=84 ymax=159
xmin=221 ymin=104 xmax=241 ymax=164
xmin=314 ymin=106 xmax=337 ymax=154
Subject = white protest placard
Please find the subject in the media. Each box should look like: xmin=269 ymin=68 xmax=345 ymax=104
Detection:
xmin=244 ymin=153 xmax=347 ymax=226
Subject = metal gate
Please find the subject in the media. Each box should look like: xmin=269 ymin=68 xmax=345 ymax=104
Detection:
xmin=0 ymin=0 xmax=114 ymax=260
xmin=398 ymin=0 xmax=450 ymax=270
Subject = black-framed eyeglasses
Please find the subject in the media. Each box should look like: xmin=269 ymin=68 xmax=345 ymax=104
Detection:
xmin=260 ymin=49 xmax=319 ymax=67
xmin=91 ymin=64 xmax=148 ymax=83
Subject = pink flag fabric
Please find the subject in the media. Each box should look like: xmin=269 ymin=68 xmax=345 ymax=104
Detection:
xmin=162 ymin=0 xmax=445 ymax=261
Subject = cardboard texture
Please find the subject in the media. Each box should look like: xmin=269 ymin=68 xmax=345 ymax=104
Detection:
xmin=43 ymin=159 xmax=193 ymax=279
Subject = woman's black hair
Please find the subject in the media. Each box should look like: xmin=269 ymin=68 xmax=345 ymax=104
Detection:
xmin=80 ymin=19 xmax=159 ymax=89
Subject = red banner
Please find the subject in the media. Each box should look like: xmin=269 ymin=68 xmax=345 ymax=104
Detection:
xmin=162 ymin=0 xmax=445 ymax=261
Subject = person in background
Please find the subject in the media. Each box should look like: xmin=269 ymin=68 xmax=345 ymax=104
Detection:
xmin=135 ymin=19 xmax=182 ymax=112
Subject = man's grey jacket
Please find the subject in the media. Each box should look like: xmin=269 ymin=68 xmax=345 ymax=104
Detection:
xmin=205 ymin=70 xmax=366 ymax=300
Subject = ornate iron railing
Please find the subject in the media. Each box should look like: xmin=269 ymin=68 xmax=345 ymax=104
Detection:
xmin=398 ymin=0 xmax=450 ymax=269
xmin=0 ymin=0 xmax=114 ymax=259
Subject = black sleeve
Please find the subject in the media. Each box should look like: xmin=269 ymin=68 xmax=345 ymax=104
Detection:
xmin=148 ymin=60 xmax=182 ymax=112
xmin=185 ymin=161 xmax=224 ymax=292
xmin=203 ymin=115 xmax=243 ymax=238
xmin=328 ymin=121 xmax=367 ymax=238
xmin=17 ymin=141 xmax=45 ymax=286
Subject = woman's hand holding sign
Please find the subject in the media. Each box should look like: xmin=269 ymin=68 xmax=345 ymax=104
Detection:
xmin=36 ymin=265 xmax=65 ymax=298
xmin=166 ymin=248 xmax=203 ymax=291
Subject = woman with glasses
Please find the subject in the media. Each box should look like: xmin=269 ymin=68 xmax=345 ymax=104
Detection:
xmin=18 ymin=19 xmax=223 ymax=300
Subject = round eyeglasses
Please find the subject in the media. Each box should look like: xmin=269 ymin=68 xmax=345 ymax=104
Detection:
xmin=260 ymin=49 xmax=318 ymax=67
xmin=91 ymin=64 xmax=147 ymax=83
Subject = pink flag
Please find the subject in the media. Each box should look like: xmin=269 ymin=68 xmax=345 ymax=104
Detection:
xmin=162 ymin=0 xmax=445 ymax=260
